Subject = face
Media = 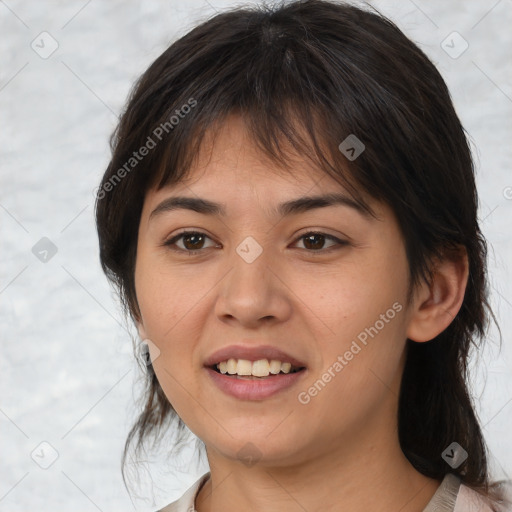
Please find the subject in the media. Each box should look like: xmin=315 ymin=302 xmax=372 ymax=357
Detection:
xmin=134 ymin=115 xmax=415 ymax=468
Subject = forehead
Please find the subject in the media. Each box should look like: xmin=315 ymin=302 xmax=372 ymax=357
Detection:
xmin=193 ymin=118 xmax=316 ymax=183
xmin=156 ymin=114 xmax=351 ymax=198
xmin=144 ymin=113 xmax=385 ymax=222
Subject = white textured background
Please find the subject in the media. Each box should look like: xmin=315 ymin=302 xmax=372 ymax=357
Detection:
xmin=1 ymin=1 xmax=511 ymax=510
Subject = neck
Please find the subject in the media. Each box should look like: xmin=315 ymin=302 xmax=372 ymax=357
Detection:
xmin=195 ymin=418 xmax=441 ymax=512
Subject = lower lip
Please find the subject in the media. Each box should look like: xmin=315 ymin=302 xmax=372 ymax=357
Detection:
xmin=205 ymin=367 xmax=307 ymax=400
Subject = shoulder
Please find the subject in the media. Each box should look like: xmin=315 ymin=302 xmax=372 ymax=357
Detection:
xmin=157 ymin=472 xmax=210 ymax=512
xmin=455 ymin=479 xmax=512 ymax=512
xmin=424 ymin=473 xmax=512 ymax=512
xmin=455 ymin=483 xmax=494 ymax=512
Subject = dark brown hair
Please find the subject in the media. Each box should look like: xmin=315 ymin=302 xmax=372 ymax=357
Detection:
xmin=95 ymin=0 xmax=509 ymax=507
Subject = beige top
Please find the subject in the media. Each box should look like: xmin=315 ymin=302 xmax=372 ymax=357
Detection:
xmin=158 ymin=472 xmax=510 ymax=511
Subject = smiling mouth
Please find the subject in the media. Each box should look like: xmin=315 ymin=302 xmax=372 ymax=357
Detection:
xmin=209 ymin=358 xmax=305 ymax=378
xmin=210 ymin=367 xmax=305 ymax=379
xmin=205 ymin=357 xmax=307 ymax=400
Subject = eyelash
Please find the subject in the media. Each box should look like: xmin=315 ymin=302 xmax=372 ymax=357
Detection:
xmin=162 ymin=230 xmax=349 ymax=256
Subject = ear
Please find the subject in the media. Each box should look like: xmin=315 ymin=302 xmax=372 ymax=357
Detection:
xmin=406 ymin=248 xmax=469 ymax=343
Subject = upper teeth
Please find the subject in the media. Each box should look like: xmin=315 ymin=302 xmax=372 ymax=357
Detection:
xmin=217 ymin=358 xmax=297 ymax=377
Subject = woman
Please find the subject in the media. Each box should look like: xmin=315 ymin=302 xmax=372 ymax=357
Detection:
xmin=95 ymin=1 xmax=511 ymax=510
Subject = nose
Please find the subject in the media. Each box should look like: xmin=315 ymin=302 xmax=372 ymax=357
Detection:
xmin=214 ymin=241 xmax=292 ymax=328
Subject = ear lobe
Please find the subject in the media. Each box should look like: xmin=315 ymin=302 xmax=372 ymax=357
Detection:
xmin=406 ymin=249 xmax=469 ymax=343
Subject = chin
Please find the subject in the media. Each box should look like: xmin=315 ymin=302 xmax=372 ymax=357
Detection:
xmin=207 ymin=433 xmax=308 ymax=468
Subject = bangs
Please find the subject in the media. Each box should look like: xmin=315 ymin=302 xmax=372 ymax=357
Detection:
xmin=152 ymin=102 xmax=376 ymax=219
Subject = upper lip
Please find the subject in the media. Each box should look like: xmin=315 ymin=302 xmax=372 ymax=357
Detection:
xmin=204 ymin=344 xmax=307 ymax=368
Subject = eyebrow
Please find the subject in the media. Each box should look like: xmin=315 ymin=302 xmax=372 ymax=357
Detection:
xmin=149 ymin=193 xmax=372 ymax=221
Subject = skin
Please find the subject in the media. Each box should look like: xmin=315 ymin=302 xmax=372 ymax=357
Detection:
xmin=135 ymin=114 xmax=469 ymax=512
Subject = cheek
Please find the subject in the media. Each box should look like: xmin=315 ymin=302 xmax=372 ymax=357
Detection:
xmin=297 ymin=253 xmax=408 ymax=341
xmin=343 ymin=256 xmax=409 ymax=362
xmin=134 ymin=249 xmax=206 ymax=341
xmin=297 ymin=306 xmax=408 ymax=435
xmin=134 ymin=249 xmax=218 ymax=409
xmin=136 ymin=273 xmax=204 ymax=421
xmin=302 ymin=253 xmax=409 ymax=402
xmin=134 ymin=260 xmax=191 ymax=394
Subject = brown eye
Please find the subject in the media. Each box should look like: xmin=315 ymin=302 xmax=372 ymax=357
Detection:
xmin=294 ymin=232 xmax=348 ymax=253
xmin=181 ymin=233 xmax=206 ymax=250
xmin=302 ymin=233 xmax=329 ymax=250
xmin=164 ymin=231 xmax=217 ymax=253
xmin=163 ymin=230 xmax=348 ymax=256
